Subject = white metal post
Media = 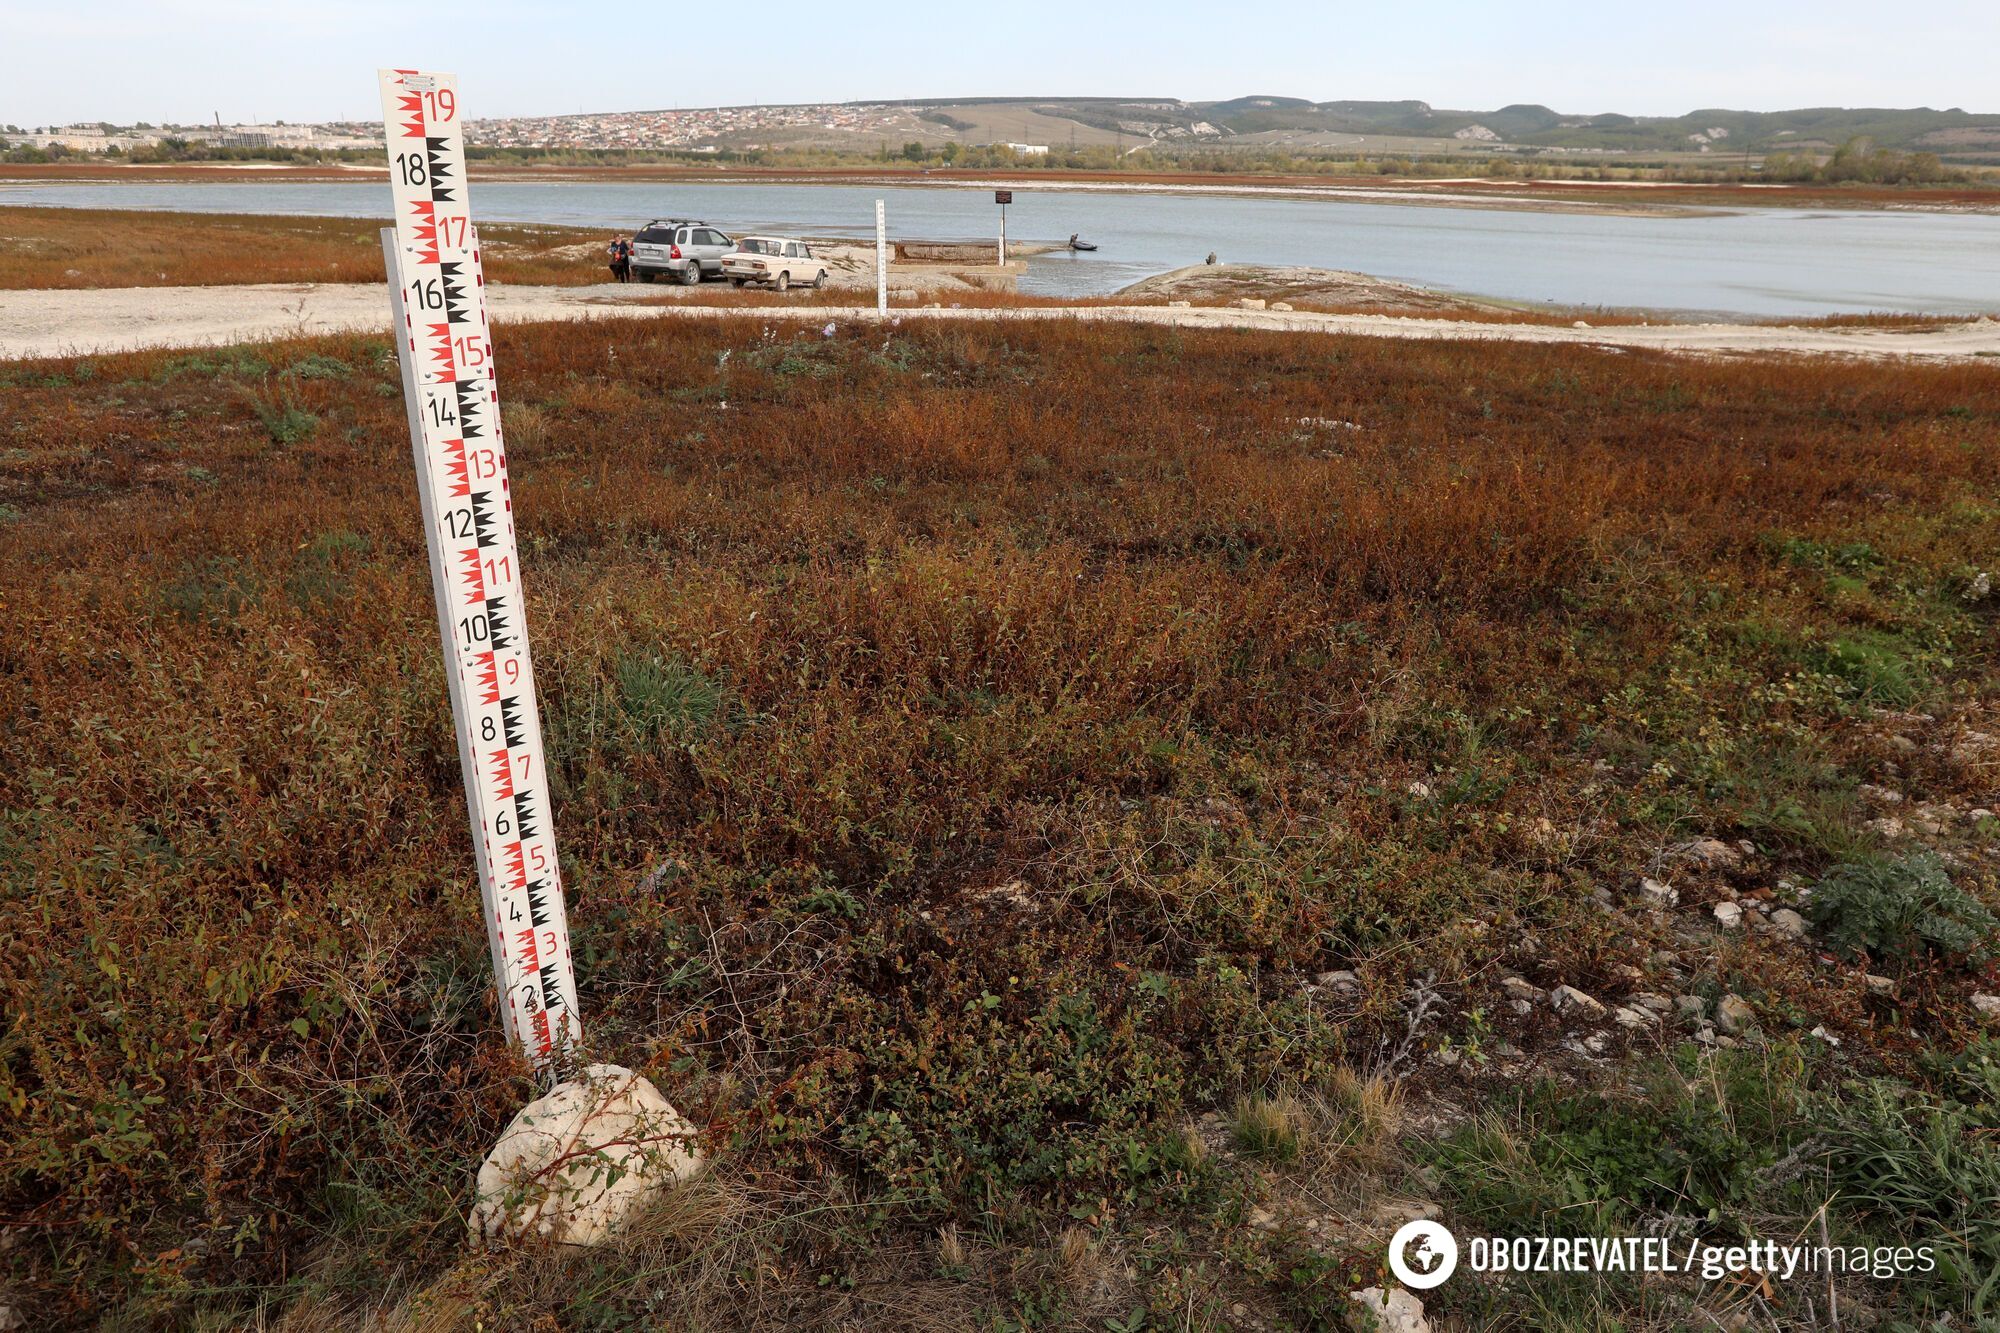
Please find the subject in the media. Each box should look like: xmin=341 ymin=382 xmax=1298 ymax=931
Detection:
xmin=998 ymin=204 xmax=1007 ymax=266
xmin=875 ymin=198 xmax=888 ymax=314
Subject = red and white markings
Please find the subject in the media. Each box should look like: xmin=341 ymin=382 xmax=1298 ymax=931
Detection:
xmin=379 ymin=69 xmax=579 ymax=1066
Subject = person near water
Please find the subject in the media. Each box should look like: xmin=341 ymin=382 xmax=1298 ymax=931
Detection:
xmin=607 ymin=236 xmax=623 ymax=283
xmin=615 ymin=236 xmax=632 ymax=282
xmin=1068 ymin=233 xmax=1079 ymax=250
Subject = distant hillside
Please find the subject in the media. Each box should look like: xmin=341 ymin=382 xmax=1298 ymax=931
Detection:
xmin=896 ymin=96 xmax=2000 ymax=161
xmin=455 ymin=94 xmax=2000 ymax=165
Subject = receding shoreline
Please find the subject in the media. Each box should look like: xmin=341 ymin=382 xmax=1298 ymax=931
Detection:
xmin=5 ymin=160 xmax=1999 ymax=217
xmin=4 ymin=206 xmax=1995 ymax=356
xmin=4 ymin=277 xmax=1996 ymax=364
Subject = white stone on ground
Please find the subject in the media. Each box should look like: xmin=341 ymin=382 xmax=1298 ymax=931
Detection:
xmin=1638 ymin=878 xmax=1678 ymax=909
xmin=1352 ymin=1286 xmax=1432 ymax=1332
xmin=469 ymin=1063 xmax=703 ymax=1248
xmin=1550 ymin=984 xmax=1605 ymax=1018
xmin=1679 ymin=836 xmax=1742 ymax=869
xmin=1715 ymin=994 xmax=1756 ymax=1036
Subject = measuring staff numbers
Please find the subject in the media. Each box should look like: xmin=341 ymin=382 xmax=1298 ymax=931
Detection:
xmin=378 ymin=68 xmax=580 ymax=1066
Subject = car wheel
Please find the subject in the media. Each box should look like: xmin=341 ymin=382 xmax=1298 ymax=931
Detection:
xmin=679 ymin=263 xmax=702 ymax=286
xmin=811 ymin=268 xmax=826 ymax=289
xmin=775 ymin=271 xmax=790 ymax=292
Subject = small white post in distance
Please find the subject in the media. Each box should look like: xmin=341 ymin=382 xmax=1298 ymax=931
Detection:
xmin=377 ymin=68 xmax=580 ymax=1072
xmin=875 ymin=198 xmax=888 ymax=314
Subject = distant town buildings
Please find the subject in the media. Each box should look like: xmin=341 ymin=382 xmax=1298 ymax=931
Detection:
xmin=2 ymin=126 xmax=156 ymax=153
xmin=466 ymin=103 xmax=911 ymax=150
xmin=0 ymin=121 xmax=381 ymax=153
xmin=1 ymin=103 xmax=931 ymax=156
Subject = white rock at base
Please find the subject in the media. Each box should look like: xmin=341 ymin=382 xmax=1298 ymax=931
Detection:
xmin=1768 ymin=908 xmax=1808 ymax=940
xmin=1973 ymin=993 xmax=2000 ymax=1021
xmin=469 ymin=1063 xmax=703 ymax=1249
xmin=1351 ymin=1286 xmax=1432 ymax=1333
xmin=1712 ymin=901 xmax=1743 ymax=929
xmin=1270 ymin=301 xmax=1294 ymax=311
xmin=1234 ymin=297 xmax=1267 ymax=310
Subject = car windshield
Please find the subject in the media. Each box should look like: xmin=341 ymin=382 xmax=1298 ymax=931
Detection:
xmin=738 ymin=239 xmax=782 ymax=255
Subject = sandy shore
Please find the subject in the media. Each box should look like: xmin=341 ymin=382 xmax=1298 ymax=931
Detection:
xmin=4 ymin=279 xmax=1997 ymax=363
xmin=1119 ymin=264 xmax=1519 ymax=314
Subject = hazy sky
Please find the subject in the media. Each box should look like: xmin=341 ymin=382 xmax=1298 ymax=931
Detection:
xmin=3 ymin=0 xmax=1995 ymax=126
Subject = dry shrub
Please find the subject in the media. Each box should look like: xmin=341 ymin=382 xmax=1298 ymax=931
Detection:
xmin=2 ymin=316 xmax=1996 ymax=1326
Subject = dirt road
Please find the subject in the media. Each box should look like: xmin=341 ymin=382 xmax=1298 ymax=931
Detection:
xmin=3 ymin=280 xmax=1997 ymax=362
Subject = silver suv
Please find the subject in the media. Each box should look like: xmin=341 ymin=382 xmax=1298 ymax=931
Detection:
xmin=631 ymin=219 xmax=734 ymax=285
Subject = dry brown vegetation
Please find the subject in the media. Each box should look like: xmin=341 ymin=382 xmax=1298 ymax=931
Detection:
xmin=0 ymin=206 xmax=608 ymax=289
xmin=3 ymin=319 xmax=1999 ymax=1328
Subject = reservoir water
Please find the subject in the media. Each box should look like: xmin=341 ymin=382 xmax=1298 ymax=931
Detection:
xmin=2 ymin=178 xmax=1994 ymax=317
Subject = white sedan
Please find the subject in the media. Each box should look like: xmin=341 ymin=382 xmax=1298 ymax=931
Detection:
xmin=720 ymin=236 xmax=829 ymax=291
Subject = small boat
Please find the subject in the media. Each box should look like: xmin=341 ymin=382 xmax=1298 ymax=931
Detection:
xmin=1068 ymin=239 xmax=1098 ymax=252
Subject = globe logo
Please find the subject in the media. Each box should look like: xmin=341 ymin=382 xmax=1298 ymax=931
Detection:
xmin=1388 ymin=1219 xmax=1459 ymax=1289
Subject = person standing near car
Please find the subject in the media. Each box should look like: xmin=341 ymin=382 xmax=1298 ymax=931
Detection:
xmin=606 ymin=235 xmax=623 ymax=283
xmin=616 ymin=235 xmax=633 ymax=283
